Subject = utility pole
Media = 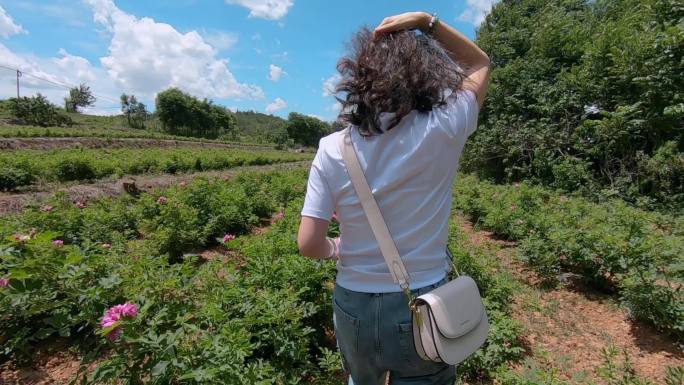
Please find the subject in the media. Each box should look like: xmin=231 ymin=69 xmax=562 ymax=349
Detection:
xmin=16 ymin=70 xmax=21 ymax=98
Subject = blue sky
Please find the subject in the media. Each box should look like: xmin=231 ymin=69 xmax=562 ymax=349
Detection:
xmin=0 ymin=0 xmax=494 ymax=120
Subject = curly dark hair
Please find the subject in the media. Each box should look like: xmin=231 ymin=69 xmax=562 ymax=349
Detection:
xmin=334 ymin=27 xmax=465 ymax=136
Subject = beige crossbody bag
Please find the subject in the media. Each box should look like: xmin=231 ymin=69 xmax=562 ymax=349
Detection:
xmin=338 ymin=127 xmax=489 ymax=365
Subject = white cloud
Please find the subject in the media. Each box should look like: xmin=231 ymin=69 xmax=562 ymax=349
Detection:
xmin=0 ymin=43 xmax=121 ymax=113
xmin=265 ymin=97 xmax=287 ymax=114
xmin=201 ymin=30 xmax=239 ymax=51
xmin=225 ymin=0 xmax=293 ymax=20
xmin=0 ymin=5 xmax=26 ymax=38
xmin=54 ymin=49 xmax=96 ymax=82
xmin=251 ymin=33 xmax=261 ymax=41
xmin=322 ymin=74 xmax=341 ymax=97
xmin=268 ymin=64 xmax=285 ymax=81
xmin=458 ymin=0 xmax=498 ymax=26
xmin=84 ymin=0 xmax=263 ymax=101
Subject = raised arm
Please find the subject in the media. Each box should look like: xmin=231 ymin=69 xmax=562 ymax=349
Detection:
xmin=374 ymin=12 xmax=491 ymax=107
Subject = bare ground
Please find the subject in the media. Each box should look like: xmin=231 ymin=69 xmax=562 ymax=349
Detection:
xmin=0 ymin=160 xmax=312 ymax=216
xmin=456 ymin=216 xmax=683 ymax=384
xmin=0 ymin=136 xmax=277 ymax=151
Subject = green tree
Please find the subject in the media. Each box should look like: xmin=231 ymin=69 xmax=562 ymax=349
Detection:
xmin=285 ymin=113 xmax=330 ymax=147
xmin=155 ymin=88 xmax=237 ymax=139
xmin=64 ymin=83 xmax=96 ymax=113
xmin=120 ymin=94 xmax=148 ymax=129
xmin=462 ymin=0 xmax=683 ymax=211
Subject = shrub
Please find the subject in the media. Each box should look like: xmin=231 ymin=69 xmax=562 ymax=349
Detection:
xmin=55 ymin=158 xmax=98 ymax=182
xmin=8 ymin=94 xmax=73 ymax=127
xmin=0 ymin=166 xmax=34 ymax=191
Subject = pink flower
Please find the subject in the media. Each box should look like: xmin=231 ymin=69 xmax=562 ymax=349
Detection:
xmin=0 ymin=278 xmax=9 ymax=287
xmin=157 ymin=196 xmax=168 ymax=205
xmin=52 ymin=240 xmax=64 ymax=247
xmin=75 ymin=201 xmax=86 ymax=209
xmin=179 ymin=181 xmax=187 ymax=188
xmin=100 ymin=302 xmax=138 ymax=342
xmin=274 ymin=210 xmax=285 ymax=221
xmin=222 ymin=233 xmax=236 ymax=244
xmin=40 ymin=205 xmax=54 ymax=212
xmin=102 ymin=243 xmax=112 ymax=249
xmin=514 ymin=182 xmax=521 ymax=188
xmin=332 ymin=212 xmax=338 ymax=222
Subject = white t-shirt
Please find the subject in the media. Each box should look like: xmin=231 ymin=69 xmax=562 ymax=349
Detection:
xmin=301 ymin=89 xmax=480 ymax=293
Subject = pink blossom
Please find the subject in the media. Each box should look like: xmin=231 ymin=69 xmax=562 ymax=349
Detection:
xmin=52 ymin=240 xmax=64 ymax=247
xmin=179 ymin=181 xmax=187 ymax=188
xmin=75 ymin=201 xmax=86 ymax=209
xmin=0 ymin=278 xmax=9 ymax=287
xmin=514 ymin=182 xmax=521 ymax=188
xmin=40 ymin=205 xmax=54 ymax=212
xmin=102 ymin=243 xmax=112 ymax=249
xmin=157 ymin=196 xmax=168 ymax=205
xmin=274 ymin=210 xmax=285 ymax=221
xmin=222 ymin=233 xmax=236 ymax=243
xmin=100 ymin=302 xmax=138 ymax=342
xmin=332 ymin=212 xmax=338 ymax=222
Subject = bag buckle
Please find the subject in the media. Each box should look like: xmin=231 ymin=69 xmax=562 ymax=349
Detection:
xmin=402 ymin=283 xmax=424 ymax=328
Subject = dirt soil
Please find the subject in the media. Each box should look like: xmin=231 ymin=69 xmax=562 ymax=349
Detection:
xmin=458 ymin=216 xmax=683 ymax=384
xmin=0 ymin=339 xmax=105 ymax=385
xmin=0 ymin=137 xmax=277 ymax=151
xmin=0 ymin=160 xmax=311 ymax=216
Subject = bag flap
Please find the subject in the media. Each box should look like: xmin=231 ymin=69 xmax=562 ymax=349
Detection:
xmin=416 ymin=276 xmax=485 ymax=339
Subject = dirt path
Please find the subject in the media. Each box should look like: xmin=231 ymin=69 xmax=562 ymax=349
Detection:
xmin=456 ymin=216 xmax=683 ymax=384
xmin=0 ymin=160 xmax=311 ymax=216
xmin=0 ymin=136 xmax=278 ymax=151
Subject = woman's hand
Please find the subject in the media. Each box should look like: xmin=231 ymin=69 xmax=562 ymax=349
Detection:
xmin=373 ymin=12 xmax=431 ymax=39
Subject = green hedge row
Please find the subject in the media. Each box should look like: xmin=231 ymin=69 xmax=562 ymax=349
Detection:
xmin=0 ymin=147 xmax=311 ymax=190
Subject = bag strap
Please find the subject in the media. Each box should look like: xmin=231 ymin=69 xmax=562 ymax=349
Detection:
xmin=338 ymin=127 xmax=411 ymax=289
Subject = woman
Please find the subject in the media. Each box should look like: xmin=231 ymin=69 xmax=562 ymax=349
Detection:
xmin=297 ymin=11 xmax=490 ymax=385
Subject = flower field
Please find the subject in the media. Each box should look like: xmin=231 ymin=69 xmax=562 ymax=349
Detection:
xmin=1 ymin=165 xmax=679 ymax=383
xmin=0 ymin=147 xmax=312 ymax=190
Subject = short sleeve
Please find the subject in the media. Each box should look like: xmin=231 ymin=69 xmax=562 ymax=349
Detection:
xmin=301 ymin=146 xmax=334 ymax=221
xmin=433 ymin=89 xmax=480 ymax=141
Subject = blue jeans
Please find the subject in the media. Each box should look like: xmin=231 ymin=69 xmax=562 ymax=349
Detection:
xmin=332 ymin=277 xmax=456 ymax=385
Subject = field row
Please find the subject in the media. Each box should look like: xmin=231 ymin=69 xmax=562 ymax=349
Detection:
xmin=453 ymin=174 xmax=684 ymax=341
xmin=0 ymin=147 xmax=312 ymax=190
xmin=0 ymin=169 xmax=524 ymax=384
xmin=0 ymin=124 xmax=275 ymax=147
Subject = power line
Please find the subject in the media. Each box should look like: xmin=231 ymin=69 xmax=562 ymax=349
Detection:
xmin=0 ymin=63 xmax=121 ymax=105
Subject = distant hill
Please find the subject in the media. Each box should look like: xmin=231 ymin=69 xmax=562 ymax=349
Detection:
xmin=233 ymin=110 xmax=287 ymax=140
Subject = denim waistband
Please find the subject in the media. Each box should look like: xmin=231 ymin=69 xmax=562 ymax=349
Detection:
xmin=334 ymin=275 xmax=449 ymax=299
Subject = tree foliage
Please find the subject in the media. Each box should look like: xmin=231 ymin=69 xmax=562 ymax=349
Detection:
xmin=8 ymin=94 xmax=72 ymax=127
xmin=285 ymin=112 xmax=330 ymax=147
xmin=155 ymin=88 xmax=237 ymax=140
xmin=64 ymin=83 xmax=96 ymax=113
xmin=463 ymin=0 xmax=683 ymax=211
xmin=120 ymin=94 xmax=148 ymax=129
